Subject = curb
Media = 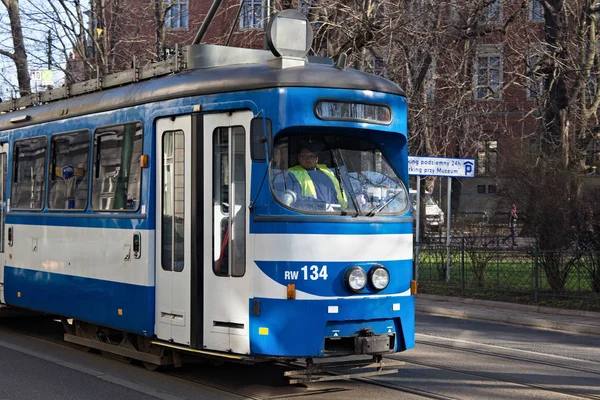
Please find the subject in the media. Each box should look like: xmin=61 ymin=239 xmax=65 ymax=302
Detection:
xmin=415 ymin=299 xmax=600 ymax=336
xmin=415 ymin=304 xmax=600 ymax=336
xmin=417 ymin=294 xmax=600 ymax=319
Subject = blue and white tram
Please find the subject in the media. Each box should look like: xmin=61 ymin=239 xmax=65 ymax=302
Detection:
xmin=0 ymin=11 xmax=414 ymax=373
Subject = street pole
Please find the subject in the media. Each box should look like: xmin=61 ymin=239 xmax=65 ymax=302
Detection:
xmin=193 ymin=0 xmax=225 ymax=44
xmin=415 ymin=176 xmax=421 ymax=282
xmin=47 ymin=30 xmax=52 ymax=69
xmin=263 ymin=0 xmax=272 ymax=49
xmin=446 ymin=177 xmax=452 ymax=283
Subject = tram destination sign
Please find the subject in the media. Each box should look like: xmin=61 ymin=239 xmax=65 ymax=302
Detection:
xmin=408 ymin=156 xmax=476 ymax=178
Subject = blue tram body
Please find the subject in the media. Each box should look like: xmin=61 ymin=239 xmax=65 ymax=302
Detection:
xmin=0 ymin=15 xmax=414 ymax=366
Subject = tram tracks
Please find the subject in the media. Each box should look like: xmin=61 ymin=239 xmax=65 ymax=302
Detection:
xmin=416 ymin=337 xmax=600 ymax=377
xmin=381 ymin=334 xmax=600 ymax=400
xmin=337 ymin=375 xmax=457 ymax=400
xmin=170 ymin=358 xmax=451 ymax=400
xmin=7 ymin=315 xmax=598 ymax=399
xmin=282 ymin=360 xmax=455 ymax=400
xmin=389 ymin=355 xmax=600 ymax=400
xmin=0 ymin=317 xmax=255 ymax=399
xmin=0 ymin=317 xmax=438 ymax=399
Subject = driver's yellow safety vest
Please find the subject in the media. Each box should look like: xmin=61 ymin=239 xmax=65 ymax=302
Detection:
xmin=289 ymin=164 xmax=348 ymax=209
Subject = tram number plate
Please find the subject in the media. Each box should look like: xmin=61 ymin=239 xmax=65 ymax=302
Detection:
xmin=284 ymin=265 xmax=328 ymax=281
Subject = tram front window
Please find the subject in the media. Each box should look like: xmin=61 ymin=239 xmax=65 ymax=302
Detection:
xmin=269 ymin=135 xmax=408 ymax=216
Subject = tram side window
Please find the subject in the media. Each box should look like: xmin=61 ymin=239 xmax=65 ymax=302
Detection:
xmin=92 ymin=122 xmax=143 ymax=211
xmin=213 ymin=126 xmax=246 ymax=278
xmin=12 ymin=137 xmax=47 ymax=210
xmin=213 ymin=127 xmax=229 ymax=276
xmin=161 ymin=131 xmax=185 ymax=272
xmin=49 ymin=131 xmax=90 ymax=210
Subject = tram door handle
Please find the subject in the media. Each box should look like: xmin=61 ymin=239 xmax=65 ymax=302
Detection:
xmin=7 ymin=226 xmax=12 ymax=247
xmin=133 ymin=232 xmax=141 ymax=259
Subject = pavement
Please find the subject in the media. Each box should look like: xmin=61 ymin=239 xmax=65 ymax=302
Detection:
xmin=416 ymin=294 xmax=600 ymax=336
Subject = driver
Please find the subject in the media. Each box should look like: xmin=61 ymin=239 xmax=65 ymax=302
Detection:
xmin=287 ymin=146 xmax=347 ymax=209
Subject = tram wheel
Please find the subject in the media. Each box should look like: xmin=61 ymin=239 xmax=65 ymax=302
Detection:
xmin=136 ymin=336 xmax=167 ymax=370
xmin=142 ymin=361 xmax=162 ymax=371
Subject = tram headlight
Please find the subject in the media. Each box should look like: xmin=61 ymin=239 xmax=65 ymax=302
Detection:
xmin=344 ymin=266 xmax=367 ymax=293
xmin=369 ymin=265 xmax=390 ymax=291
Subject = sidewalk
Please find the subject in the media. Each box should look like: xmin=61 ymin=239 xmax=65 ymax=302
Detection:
xmin=416 ymin=294 xmax=600 ymax=336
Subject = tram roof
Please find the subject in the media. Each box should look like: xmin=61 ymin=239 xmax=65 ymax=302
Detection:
xmin=0 ymin=61 xmax=404 ymax=132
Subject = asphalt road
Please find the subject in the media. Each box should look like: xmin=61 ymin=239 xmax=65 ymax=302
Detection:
xmin=0 ymin=323 xmax=245 ymax=400
xmin=0 ymin=314 xmax=599 ymax=399
xmin=416 ymin=313 xmax=600 ymax=363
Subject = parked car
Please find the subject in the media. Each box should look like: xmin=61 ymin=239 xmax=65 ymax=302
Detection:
xmin=454 ymin=211 xmax=490 ymax=226
xmin=410 ymin=189 xmax=444 ymax=229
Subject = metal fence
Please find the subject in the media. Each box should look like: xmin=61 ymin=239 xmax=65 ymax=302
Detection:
xmin=414 ymin=236 xmax=600 ymax=311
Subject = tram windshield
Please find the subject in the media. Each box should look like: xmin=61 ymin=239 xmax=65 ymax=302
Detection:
xmin=269 ymin=134 xmax=409 ymax=216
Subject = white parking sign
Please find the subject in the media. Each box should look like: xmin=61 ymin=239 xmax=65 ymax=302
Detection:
xmin=408 ymin=156 xmax=476 ymax=178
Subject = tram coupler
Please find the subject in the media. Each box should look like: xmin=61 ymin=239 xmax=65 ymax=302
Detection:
xmin=354 ymin=328 xmax=395 ymax=355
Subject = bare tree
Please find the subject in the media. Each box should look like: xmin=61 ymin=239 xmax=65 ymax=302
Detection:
xmin=0 ymin=0 xmax=30 ymax=96
xmin=154 ymin=0 xmax=167 ymax=60
xmin=303 ymin=0 xmax=527 ymax=237
xmin=494 ymin=0 xmax=600 ymax=291
xmin=20 ymin=0 xmax=168 ymax=83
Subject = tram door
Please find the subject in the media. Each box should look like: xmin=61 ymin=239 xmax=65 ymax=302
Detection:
xmin=0 ymin=143 xmax=6 ymax=304
xmin=155 ymin=116 xmax=193 ymax=345
xmin=203 ymin=111 xmax=252 ymax=354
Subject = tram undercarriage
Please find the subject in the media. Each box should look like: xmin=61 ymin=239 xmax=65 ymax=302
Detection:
xmin=59 ymin=318 xmax=404 ymax=383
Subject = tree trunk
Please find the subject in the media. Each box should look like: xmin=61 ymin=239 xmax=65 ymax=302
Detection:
xmin=1 ymin=0 xmax=30 ymax=96
xmin=154 ymin=0 xmax=166 ymax=60
xmin=542 ymin=0 xmax=569 ymax=162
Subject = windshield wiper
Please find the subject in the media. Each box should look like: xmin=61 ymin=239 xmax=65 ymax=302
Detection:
xmin=366 ymin=189 xmax=405 ymax=217
xmin=330 ymin=149 xmax=360 ymax=216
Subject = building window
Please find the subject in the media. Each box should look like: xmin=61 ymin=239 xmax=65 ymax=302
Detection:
xmin=374 ymin=0 xmax=387 ymax=18
xmin=526 ymin=54 xmax=544 ymax=99
xmin=529 ymin=0 xmax=543 ymax=21
xmin=529 ymin=136 xmax=542 ymax=155
xmin=480 ymin=0 xmax=501 ymax=24
xmin=374 ymin=57 xmax=385 ymax=76
xmin=424 ymin=59 xmax=436 ymax=102
xmin=298 ymin=0 xmax=311 ymax=16
xmin=585 ymin=66 xmax=599 ymax=106
xmin=586 ymin=139 xmax=600 ymax=175
xmin=487 ymin=185 xmax=497 ymax=194
xmin=91 ymin=122 xmax=143 ymax=211
xmin=11 ymin=137 xmax=47 ymax=210
xmin=477 ymin=140 xmax=498 ymax=176
xmin=240 ymin=0 xmax=265 ymax=29
xmin=367 ymin=53 xmax=385 ymax=76
xmin=477 ymin=185 xmax=486 ymax=194
xmin=450 ymin=0 xmax=462 ymax=23
xmin=49 ymin=130 xmax=90 ymax=211
xmin=475 ymin=46 xmax=503 ymax=100
xmin=165 ymin=0 xmax=188 ymax=30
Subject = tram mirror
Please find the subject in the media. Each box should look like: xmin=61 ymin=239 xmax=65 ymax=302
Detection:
xmin=250 ymin=117 xmax=272 ymax=162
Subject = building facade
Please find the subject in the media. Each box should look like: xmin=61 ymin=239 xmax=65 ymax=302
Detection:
xmin=67 ymin=0 xmax=600 ymax=221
